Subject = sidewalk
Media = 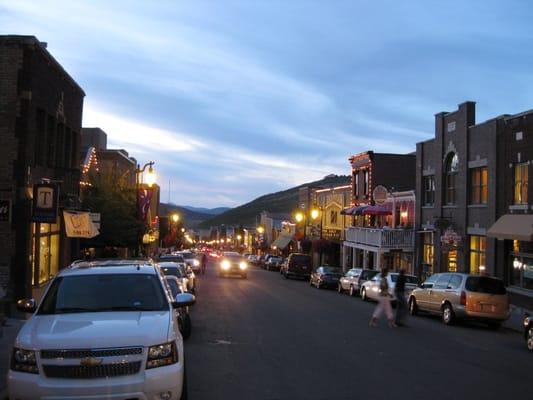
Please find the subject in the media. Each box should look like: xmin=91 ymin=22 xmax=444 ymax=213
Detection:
xmin=0 ymin=318 xmax=26 ymax=400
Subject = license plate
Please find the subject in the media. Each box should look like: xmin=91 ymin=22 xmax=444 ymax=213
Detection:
xmin=482 ymin=304 xmax=495 ymax=312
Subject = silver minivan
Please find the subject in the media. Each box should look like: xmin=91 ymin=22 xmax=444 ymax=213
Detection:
xmin=408 ymin=273 xmax=509 ymax=328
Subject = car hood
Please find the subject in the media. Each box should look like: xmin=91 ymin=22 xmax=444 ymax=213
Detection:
xmin=16 ymin=311 xmax=171 ymax=350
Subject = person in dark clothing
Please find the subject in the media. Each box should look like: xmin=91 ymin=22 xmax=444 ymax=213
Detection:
xmin=200 ymin=253 xmax=207 ymax=275
xmin=394 ymin=269 xmax=408 ymax=326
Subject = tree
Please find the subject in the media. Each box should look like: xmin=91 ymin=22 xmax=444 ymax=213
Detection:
xmin=81 ymin=172 xmax=144 ymax=250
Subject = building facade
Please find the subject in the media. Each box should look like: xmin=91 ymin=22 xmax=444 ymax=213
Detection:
xmin=342 ymin=151 xmax=416 ymax=272
xmin=0 ymin=36 xmax=85 ymax=303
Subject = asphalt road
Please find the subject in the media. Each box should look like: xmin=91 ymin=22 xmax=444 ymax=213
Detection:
xmin=186 ymin=262 xmax=531 ymax=400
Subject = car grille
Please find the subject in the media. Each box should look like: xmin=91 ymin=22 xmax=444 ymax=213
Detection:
xmin=41 ymin=347 xmax=143 ymax=359
xmin=43 ymin=361 xmax=142 ymax=379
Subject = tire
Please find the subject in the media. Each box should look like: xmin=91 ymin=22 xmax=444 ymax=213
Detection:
xmin=361 ymin=288 xmax=367 ymax=301
xmin=527 ymin=327 xmax=533 ymax=352
xmin=179 ymin=314 xmax=192 ymax=340
xmin=442 ymin=303 xmax=455 ymax=325
xmin=408 ymin=297 xmax=418 ymax=316
xmin=349 ymin=285 xmax=356 ymax=297
xmin=337 ymin=283 xmax=343 ymax=294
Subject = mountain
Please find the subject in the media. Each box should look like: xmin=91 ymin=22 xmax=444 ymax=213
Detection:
xmin=198 ymin=174 xmax=350 ymax=228
xmin=159 ymin=203 xmax=214 ymax=228
xmin=180 ymin=206 xmax=231 ymax=215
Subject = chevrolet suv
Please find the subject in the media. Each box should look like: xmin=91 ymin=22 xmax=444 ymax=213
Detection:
xmin=9 ymin=259 xmax=194 ymax=400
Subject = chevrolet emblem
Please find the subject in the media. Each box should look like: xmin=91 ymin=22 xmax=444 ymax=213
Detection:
xmin=80 ymin=357 xmax=103 ymax=367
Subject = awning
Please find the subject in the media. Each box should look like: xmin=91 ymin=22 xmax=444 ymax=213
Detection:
xmin=487 ymin=214 xmax=533 ymax=241
xmin=271 ymin=234 xmax=293 ymax=250
xmin=341 ymin=206 xmax=357 ymax=215
xmin=362 ymin=204 xmax=392 ymax=216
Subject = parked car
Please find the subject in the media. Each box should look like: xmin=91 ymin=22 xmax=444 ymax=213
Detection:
xmin=260 ymin=254 xmax=274 ymax=269
xmin=524 ymin=315 xmax=533 ymax=352
xmin=164 ymin=276 xmax=192 ymax=339
xmin=178 ymin=251 xmax=201 ymax=273
xmin=9 ymin=259 xmax=194 ymax=400
xmin=310 ymin=266 xmax=343 ymax=289
xmin=408 ymin=273 xmax=509 ymax=328
xmin=361 ymin=272 xmax=418 ymax=303
xmin=281 ymin=253 xmax=312 ymax=279
xmin=265 ymin=256 xmax=284 ymax=271
xmin=248 ymin=254 xmax=260 ymax=264
xmin=338 ymin=268 xmax=379 ymax=296
xmin=159 ymin=261 xmax=196 ymax=293
xmin=218 ymin=253 xmax=248 ymax=278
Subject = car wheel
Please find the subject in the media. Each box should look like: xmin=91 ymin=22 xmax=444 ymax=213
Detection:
xmin=179 ymin=314 xmax=192 ymax=340
xmin=408 ymin=297 xmax=418 ymax=316
xmin=442 ymin=303 xmax=455 ymax=325
xmin=361 ymin=288 xmax=367 ymax=301
xmin=349 ymin=285 xmax=355 ymax=297
xmin=337 ymin=283 xmax=343 ymax=293
xmin=527 ymin=326 xmax=533 ymax=352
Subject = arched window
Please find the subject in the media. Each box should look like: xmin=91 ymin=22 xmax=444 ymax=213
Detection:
xmin=444 ymin=153 xmax=459 ymax=205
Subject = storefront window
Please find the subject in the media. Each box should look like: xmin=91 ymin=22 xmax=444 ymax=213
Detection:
xmin=510 ymin=255 xmax=533 ymax=290
xmin=514 ymin=163 xmax=528 ymax=205
xmin=32 ymin=221 xmax=61 ymax=286
xmin=469 ymin=235 xmax=486 ymax=274
xmin=448 ymin=250 xmax=458 ymax=272
xmin=422 ymin=232 xmax=434 ymax=274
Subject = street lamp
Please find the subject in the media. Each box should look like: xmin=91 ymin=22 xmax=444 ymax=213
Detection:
xmin=295 ymin=212 xmax=304 ymax=223
xmin=171 ymin=213 xmax=180 ymax=223
xmin=257 ymin=226 xmax=265 ymax=234
xmin=135 ymin=161 xmax=156 ymax=256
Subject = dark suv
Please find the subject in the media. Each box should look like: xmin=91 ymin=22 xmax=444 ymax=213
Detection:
xmin=281 ymin=253 xmax=312 ymax=279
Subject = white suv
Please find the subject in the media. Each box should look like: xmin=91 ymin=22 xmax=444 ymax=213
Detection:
xmin=8 ymin=259 xmax=194 ymax=400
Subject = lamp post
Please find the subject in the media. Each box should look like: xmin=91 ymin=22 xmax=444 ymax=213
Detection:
xmin=310 ymin=206 xmax=323 ymax=264
xmin=135 ymin=161 xmax=156 ymax=256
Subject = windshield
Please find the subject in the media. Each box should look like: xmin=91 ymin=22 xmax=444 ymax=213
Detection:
xmin=224 ymin=255 xmax=244 ymax=262
xmin=159 ymin=255 xmax=184 ymax=263
xmin=390 ymin=274 xmax=418 ymax=284
xmin=38 ymin=274 xmax=168 ymax=314
xmin=322 ymin=267 xmax=342 ymax=274
xmin=180 ymin=252 xmax=195 ymax=260
xmin=161 ymin=266 xmax=185 ymax=278
xmin=292 ymin=255 xmax=311 ymax=264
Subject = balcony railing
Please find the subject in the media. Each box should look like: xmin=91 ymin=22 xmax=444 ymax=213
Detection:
xmin=345 ymin=226 xmax=414 ymax=249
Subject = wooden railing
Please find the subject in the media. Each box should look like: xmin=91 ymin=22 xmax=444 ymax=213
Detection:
xmin=345 ymin=227 xmax=414 ymax=249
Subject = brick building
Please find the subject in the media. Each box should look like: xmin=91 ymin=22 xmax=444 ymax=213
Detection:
xmin=342 ymin=151 xmax=416 ymax=272
xmin=0 ymin=36 xmax=85 ymax=303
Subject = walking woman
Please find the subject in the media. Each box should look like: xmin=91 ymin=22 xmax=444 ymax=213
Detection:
xmin=369 ymin=267 xmax=397 ymax=328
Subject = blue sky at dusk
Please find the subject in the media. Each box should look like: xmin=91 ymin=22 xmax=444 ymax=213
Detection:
xmin=2 ymin=1 xmax=533 ymax=207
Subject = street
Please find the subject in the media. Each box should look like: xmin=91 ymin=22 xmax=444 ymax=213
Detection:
xmin=186 ymin=262 xmax=530 ymax=400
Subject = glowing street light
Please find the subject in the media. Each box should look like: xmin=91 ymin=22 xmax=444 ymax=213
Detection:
xmin=295 ymin=212 xmax=304 ymax=223
xmin=171 ymin=213 xmax=180 ymax=223
xmin=145 ymin=164 xmax=157 ymax=187
xmin=257 ymin=226 xmax=265 ymax=234
xmin=237 ymin=234 xmax=242 ymax=241
xmin=310 ymin=208 xmax=320 ymax=220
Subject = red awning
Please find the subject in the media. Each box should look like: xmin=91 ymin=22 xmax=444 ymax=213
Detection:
xmin=362 ymin=205 xmax=392 ymax=216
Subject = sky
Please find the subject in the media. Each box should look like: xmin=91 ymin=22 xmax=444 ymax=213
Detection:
xmin=2 ymin=1 xmax=533 ymax=207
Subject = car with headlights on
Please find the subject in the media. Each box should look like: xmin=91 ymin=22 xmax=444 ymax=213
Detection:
xmin=9 ymin=259 xmax=194 ymax=400
xmin=178 ymin=251 xmax=201 ymax=273
xmin=310 ymin=266 xmax=343 ymax=289
xmin=218 ymin=254 xmax=248 ymax=278
xmin=361 ymin=272 xmax=418 ymax=303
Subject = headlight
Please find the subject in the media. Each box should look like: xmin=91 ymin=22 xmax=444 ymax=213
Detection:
xmin=239 ymin=262 xmax=248 ymax=270
xmin=193 ymin=259 xmax=200 ymax=267
xmin=525 ymin=317 xmax=531 ymax=327
xmin=147 ymin=342 xmax=178 ymax=369
xmin=11 ymin=348 xmax=38 ymax=374
xmin=221 ymin=260 xmax=230 ymax=270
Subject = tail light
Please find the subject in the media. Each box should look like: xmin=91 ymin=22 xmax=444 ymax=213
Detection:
xmin=460 ymin=291 xmax=466 ymax=306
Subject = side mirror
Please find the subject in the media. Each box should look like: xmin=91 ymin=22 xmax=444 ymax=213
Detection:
xmin=17 ymin=298 xmax=37 ymax=313
xmin=173 ymin=293 xmax=196 ymax=308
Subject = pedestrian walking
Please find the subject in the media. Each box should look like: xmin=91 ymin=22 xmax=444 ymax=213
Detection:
xmin=394 ymin=269 xmax=408 ymax=326
xmin=200 ymin=252 xmax=207 ymax=275
xmin=369 ymin=267 xmax=396 ymax=328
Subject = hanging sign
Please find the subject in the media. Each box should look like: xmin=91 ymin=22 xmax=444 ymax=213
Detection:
xmin=441 ymin=228 xmax=461 ymax=246
xmin=63 ymin=211 xmax=100 ymax=238
xmin=32 ymin=183 xmax=59 ymax=223
xmin=373 ymin=185 xmax=388 ymax=205
xmin=138 ymin=188 xmax=153 ymax=221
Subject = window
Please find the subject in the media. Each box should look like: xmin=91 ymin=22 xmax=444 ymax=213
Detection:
xmin=423 ymin=175 xmax=435 ymax=206
xmin=447 ymin=250 xmax=458 ymax=272
xmin=448 ymin=274 xmax=463 ymax=289
xmin=514 ymin=163 xmax=528 ymax=205
xmin=470 ymin=167 xmax=488 ymax=204
xmin=469 ymin=236 xmax=486 ymax=274
xmin=363 ymin=170 xmax=369 ymax=196
xmin=444 ymin=153 xmax=459 ymax=205
xmin=510 ymin=255 xmax=533 ymax=290
xmin=32 ymin=221 xmax=61 ymax=285
xmin=434 ymin=274 xmax=451 ymax=289
xmin=354 ymin=173 xmax=359 ymax=197
xmin=447 ymin=121 xmax=456 ymax=132
xmin=330 ymin=210 xmax=338 ymax=225
xmin=422 ymin=232 xmax=434 ymax=273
